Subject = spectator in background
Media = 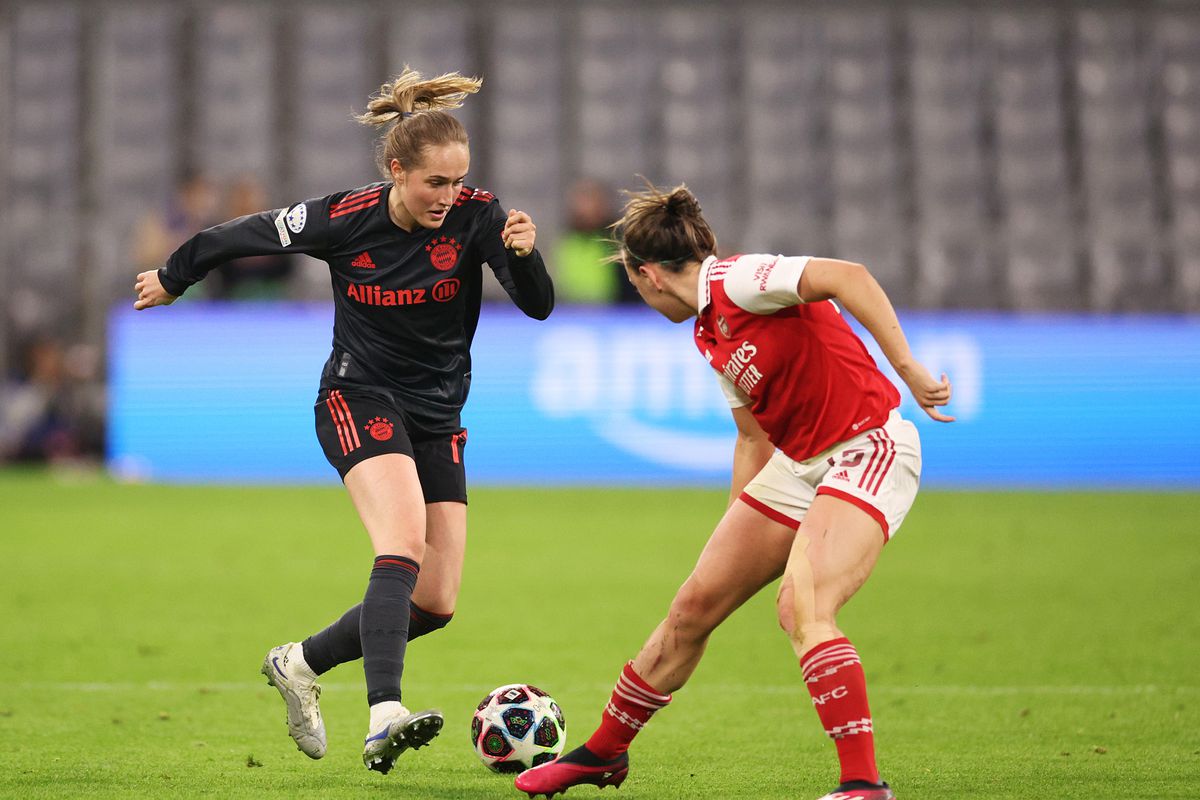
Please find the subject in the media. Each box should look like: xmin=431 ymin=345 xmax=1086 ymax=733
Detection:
xmin=0 ymin=337 xmax=104 ymax=464
xmin=210 ymin=176 xmax=295 ymax=300
xmin=132 ymin=169 xmax=221 ymax=276
xmin=133 ymin=172 xmax=295 ymax=301
xmin=553 ymin=177 xmax=639 ymax=304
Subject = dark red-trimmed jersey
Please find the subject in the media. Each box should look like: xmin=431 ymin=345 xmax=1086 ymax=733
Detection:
xmin=159 ymin=182 xmax=554 ymax=431
xmin=694 ymin=254 xmax=900 ymax=461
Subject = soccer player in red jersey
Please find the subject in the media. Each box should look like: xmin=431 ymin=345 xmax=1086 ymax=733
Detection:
xmin=133 ymin=69 xmax=554 ymax=775
xmin=515 ymin=184 xmax=952 ymax=800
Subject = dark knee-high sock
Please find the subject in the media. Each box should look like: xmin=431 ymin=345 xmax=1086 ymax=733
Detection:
xmin=302 ymin=604 xmax=362 ymax=676
xmin=302 ymin=599 xmax=452 ymax=675
xmin=361 ymin=555 xmax=419 ymax=705
xmin=408 ymin=602 xmax=453 ymax=640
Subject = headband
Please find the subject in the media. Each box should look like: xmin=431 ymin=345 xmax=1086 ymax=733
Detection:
xmin=622 ymin=241 xmax=689 ymax=268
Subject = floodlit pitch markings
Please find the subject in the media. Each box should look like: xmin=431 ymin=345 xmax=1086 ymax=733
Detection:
xmin=15 ymin=681 xmax=1200 ymax=696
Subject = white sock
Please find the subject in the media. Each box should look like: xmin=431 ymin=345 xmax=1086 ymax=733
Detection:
xmin=289 ymin=643 xmax=318 ymax=682
xmin=369 ymin=700 xmax=405 ymax=731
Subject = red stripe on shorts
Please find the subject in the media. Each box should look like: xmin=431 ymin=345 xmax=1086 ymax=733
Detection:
xmin=866 ymin=430 xmax=896 ymax=496
xmin=331 ymin=390 xmax=361 ymax=450
xmin=857 ymin=433 xmax=883 ymax=490
xmin=738 ymin=492 xmax=801 ymax=530
xmin=325 ymin=394 xmax=351 ymax=455
xmin=817 ymin=486 xmax=890 ymax=541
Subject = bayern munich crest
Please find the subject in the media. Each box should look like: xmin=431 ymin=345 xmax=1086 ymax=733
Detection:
xmin=365 ymin=416 xmax=394 ymax=441
xmin=426 ymin=236 xmax=463 ymax=271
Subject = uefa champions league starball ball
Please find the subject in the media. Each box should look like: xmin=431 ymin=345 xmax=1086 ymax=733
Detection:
xmin=471 ymin=683 xmax=566 ymax=773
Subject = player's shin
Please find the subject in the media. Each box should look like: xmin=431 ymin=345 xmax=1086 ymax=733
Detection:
xmin=302 ymin=604 xmax=363 ymax=674
xmin=298 ymin=599 xmax=450 ymax=677
xmin=361 ymin=555 xmax=419 ymax=705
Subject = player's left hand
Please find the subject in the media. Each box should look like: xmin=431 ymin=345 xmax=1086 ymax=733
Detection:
xmin=502 ymin=209 xmax=536 ymax=257
xmin=898 ymin=364 xmax=955 ymax=423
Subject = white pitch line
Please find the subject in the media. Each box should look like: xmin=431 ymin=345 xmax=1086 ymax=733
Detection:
xmin=7 ymin=682 xmax=1199 ymax=696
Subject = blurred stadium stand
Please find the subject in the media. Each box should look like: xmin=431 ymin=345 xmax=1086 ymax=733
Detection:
xmin=1 ymin=0 xmax=1198 ymax=382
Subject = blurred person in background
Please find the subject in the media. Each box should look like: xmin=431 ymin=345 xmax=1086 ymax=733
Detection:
xmin=131 ymin=169 xmax=221 ymax=276
xmin=552 ymin=177 xmax=639 ymax=304
xmin=516 ymin=183 xmax=953 ymax=800
xmin=133 ymin=68 xmax=554 ymax=776
xmin=0 ymin=337 xmax=104 ymax=465
xmin=209 ymin=176 xmax=295 ymax=300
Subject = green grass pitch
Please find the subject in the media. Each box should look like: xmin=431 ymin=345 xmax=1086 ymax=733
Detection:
xmin=0 ymin=471 xmax=1197 ymax=798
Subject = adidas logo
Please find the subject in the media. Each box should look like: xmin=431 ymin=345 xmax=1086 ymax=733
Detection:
xmin=351 ymin=251 xmax=376 ymax=269
xmin=831 ymin=470 xmax=849 ymax=481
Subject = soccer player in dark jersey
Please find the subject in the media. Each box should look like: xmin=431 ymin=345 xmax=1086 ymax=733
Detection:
xmin=515 ymin=184 xmax=952 ymax=800
xmin=133 ymin=69 xmax=554 ymax=775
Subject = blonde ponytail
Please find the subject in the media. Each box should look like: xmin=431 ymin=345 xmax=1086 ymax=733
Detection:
xmin=357 ymin=67 xmax=482 ymax=175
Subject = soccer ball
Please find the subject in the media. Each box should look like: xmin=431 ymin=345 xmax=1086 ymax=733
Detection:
xmin=471 ymin=683 xmax=566 ymax=773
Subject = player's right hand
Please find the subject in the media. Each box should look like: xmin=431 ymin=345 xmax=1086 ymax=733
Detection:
xmin=134 ymin=269 xmax=178 ymax=310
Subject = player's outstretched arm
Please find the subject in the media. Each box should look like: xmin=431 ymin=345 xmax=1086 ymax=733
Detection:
xmin=798 ymin=257 xmax=954 ymax=423
xmin=133 ymin=269 xmax=178 ymax=310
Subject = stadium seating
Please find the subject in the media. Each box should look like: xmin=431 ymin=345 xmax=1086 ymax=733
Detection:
xmin=2 ymin=0 xmax=1198 ymax=372
xmin=1158 ymin=9 xmax=1200 ymax=312
xmin=907 ymin=8 xmax=994 ymax=309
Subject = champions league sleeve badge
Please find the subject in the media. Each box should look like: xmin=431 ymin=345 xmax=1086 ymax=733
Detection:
xmin=274 ymin=203 xmax=307 ymax=247
xmin=286 ymin=203 xmax=307 ymax=234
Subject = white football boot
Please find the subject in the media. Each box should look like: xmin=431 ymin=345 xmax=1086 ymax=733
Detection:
xmin=261 ymin=642 xmax=327 ymax=759
xmin=362 ymin=701 xmax=444 ymax=774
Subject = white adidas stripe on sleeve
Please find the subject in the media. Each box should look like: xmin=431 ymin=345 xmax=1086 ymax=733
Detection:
xmin=723 ymin=254 xmax=812 ymax=314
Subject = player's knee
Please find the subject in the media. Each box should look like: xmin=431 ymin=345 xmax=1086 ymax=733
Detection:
xmin=408 ymin=602 xmax=453 ymax=641
xmin=383 ymin=531 xmax=426 ymax=564
xmin=776 ymin=579 xmax=799 ymax=638
xmin=776 ymin=574 xmax=837 ymax=647
xmin=667 ymin=579 xmax=723 ymax=638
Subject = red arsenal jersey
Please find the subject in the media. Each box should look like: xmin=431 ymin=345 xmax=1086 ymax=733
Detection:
xmin=694 ymin=254 xmax=900 ymax=461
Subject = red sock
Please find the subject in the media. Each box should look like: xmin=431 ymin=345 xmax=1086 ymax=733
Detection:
xmin=584 ymin=662 xmax=672 ymax=759
xmin=801 ymin=637 xmax=880 ymax=785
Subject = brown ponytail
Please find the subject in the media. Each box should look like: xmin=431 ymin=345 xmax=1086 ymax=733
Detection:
xmin=615 ymin=182 xmax=716 ymax=272
xmin=356 ymin=67 xmax=482 ymax=176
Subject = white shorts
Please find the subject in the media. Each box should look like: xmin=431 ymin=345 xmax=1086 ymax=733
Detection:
xmin=740 ymin=410 xmax=922 ymax=541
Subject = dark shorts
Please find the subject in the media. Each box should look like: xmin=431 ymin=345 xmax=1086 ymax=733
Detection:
xmin=314 ymin=388 xmax=468 ymax=504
